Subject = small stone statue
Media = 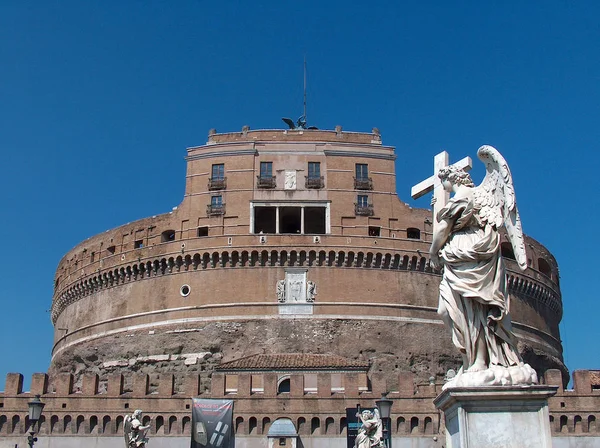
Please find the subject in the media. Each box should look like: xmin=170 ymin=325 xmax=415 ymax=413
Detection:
xmin=124 ymin=409 xmax=151 ymax=447
xmin=276 ymin=280 xmax=286 ymax=302
xmin=306 ymin=281 xmax=317 ymax=302
xmin=430 ymin=145 xmax=537 ymax=389
xmin=354 ymin=409 xmax=384 ymax=448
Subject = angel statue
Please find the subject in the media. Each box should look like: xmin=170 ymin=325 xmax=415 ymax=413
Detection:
xmin=354 ymin=409 xmax=384 ymax=448
xmin=124 ymin=409 xmax=151 ymax=447
xmin=429 ymin=145 xmax=538 ymax=389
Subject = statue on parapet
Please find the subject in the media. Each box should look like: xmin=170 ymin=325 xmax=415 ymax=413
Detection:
xmin=429 ymin=145 xmax=537 ymax=389
xmin=354 ymin=409 xmax=384 ymax=448
xmin=124 ymin=409 xmax=151 ymax=447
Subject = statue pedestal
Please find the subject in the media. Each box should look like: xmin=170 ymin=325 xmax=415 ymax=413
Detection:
xmin=434 ymin=386 xmax=557 ymax=448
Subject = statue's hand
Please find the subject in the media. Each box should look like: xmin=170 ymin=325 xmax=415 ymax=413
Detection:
xmin=430 ymin=254 xmax=441 ymax=270
xmin=431 ymin=197 xmax=437 ymax=206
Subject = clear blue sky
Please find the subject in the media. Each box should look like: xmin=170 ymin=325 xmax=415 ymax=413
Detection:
xmin=1 ymin=1 xmax=598 ymax=389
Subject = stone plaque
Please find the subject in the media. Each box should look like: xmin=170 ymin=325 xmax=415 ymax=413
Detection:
xmin=284 ymin=170 xmax=297 ymax=190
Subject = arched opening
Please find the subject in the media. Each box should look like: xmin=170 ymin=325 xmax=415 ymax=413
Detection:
xmin=235 ymin=416 xmax=244 ymax=434
xmin=311 ymin=417 xmax=320 ymax=435
xmin=325 ymin=417 xmax=335 ymax=434
xmin=89 ymin=415 xmax=98 ymax=434
xmin=182 ymin=416 xmax=191 ymax=435
xmin=538 ymin=258 xmax=552 ymax=278
xmin=115 ymin=415 xmax=124 ymax=433
xmin=155 ymin=415 xmax=165 ymax=435
xmin=424 ymin=416 xmax=433 ymax=434
xmin=588 ymin=415 xmax=596 ymax=432
xmin=168 ymin=416 xmax=177 ymax=435
xmin=102 ymin=415 xmax=111 ymax=434
xmin=262 ymin=417 xmax=271 ymax=435
xmin=410 ymin=416 xmax=419 ymax=434
xmin=63 ymin=415 xmax=72 ymax=434
xmin=340 ymin=417 xmax=347 ymax=435
xmin=574 ymin=415 xmax=582 ymax=433
xmin=76 ymin=415 xmax=85 ymax=434
xmin=297 ymin=417 xmax=306 ymax=435
xmin=560 ymin=415 xmax=568 ymax=433
xmin=397 ymin=417 xmax=406 ymax=434
xmin=249 ymin=417 xmax=257 ymax=435
xmin=277 ymin=377 xmax=291 ymax=394
xmin=10 ymin=415 xmax=19 ymax=434
xmin=50 ymin=415 xmax=59 ymax=434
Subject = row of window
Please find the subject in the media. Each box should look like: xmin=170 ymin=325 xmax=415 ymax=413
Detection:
xmin=207 ymin=162 xmax=372 ymax=191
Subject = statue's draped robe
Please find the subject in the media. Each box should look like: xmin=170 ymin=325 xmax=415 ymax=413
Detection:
xmin=438 ymin=195 xmax=521 ymax=368
xmin=354 ymin=416 xmax=383 ymax=448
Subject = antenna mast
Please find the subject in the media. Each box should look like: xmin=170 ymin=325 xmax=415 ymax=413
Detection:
xmin=303 ymin=56 xmax=307 ymax=121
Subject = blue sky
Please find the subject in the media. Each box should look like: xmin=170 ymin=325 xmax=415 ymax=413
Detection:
xmin=1 ymin=1 xmax=598 ymax=388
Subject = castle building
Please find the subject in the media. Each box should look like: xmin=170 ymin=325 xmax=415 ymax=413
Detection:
xmin=1 ymin=127 xmax=597 ymax=447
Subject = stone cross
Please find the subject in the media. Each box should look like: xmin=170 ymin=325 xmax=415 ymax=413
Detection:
xmin=411 ymin=151 xmax=473 ymax=234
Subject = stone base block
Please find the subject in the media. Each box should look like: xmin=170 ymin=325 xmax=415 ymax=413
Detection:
xmin=434 ymin=386 xmax=557 ymax=448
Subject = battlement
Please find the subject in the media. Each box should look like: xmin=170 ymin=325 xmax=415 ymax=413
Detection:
xmin=0 ymin=370 xmax=598 ymax=438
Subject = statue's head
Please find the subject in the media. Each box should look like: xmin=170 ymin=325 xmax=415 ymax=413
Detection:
xmin=133 ymin=409 xmax=143 ymax=419
xmin=438 ymin=166 xmax=474 ymax=190
xmin=362 ymin=410 xmax=373 ymax=420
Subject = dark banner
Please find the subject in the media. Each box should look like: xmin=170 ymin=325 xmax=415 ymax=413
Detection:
xmin=191 ymin=398 xmax=234 ymax=448
xmin=346 ymin=406 xmax=375 ymax=448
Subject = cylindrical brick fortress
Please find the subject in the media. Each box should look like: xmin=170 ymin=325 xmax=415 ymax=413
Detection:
xmin=50 ymin=128 xmax=566 ymax=388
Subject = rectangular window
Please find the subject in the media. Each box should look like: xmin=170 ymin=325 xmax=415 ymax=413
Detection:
xmin=211 ymin=195 xmax=223 ymax=206
xmin=304 ymin=374 xmax=317 ymax=394
xmin=355 ymin=163 xmax=368 ymax=180
xmin=260 ymin=161 xmax=273 ymax=178
xmin=308 ymin=162 xmax=320 ymax=179
xmin=134 ymin=240 xmax=144 ymax=249
xmin=251 ymin=374 xmax=264 ymax=393
xmin=225 ymin=374 xmax=238 ymax=394
xmin=212 ymin=163 xmax=224 ymax=180
xmin=357 ymin=195 xmax=369 ymax=207
xmin=331 ymin=373 xmax=344 ymax=392
xmin=197 ymin=226 xmax=209 ymax=237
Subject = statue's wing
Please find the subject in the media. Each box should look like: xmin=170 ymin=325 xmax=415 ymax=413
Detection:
xmin=282 ymin=117 xmax=295 ymax=129
xmin=474 ymin=145 xmax=527 ymax=270
xmin=124 ymin=415 xmax=132 ymax=446
xmin=373 ymin=408 xmax=381 ymax=422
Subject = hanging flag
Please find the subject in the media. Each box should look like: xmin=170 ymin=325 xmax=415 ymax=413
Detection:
xmin=191 ymin=398 xmax=234 ymax=448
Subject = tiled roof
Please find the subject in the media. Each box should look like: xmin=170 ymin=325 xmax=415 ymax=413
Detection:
xmin=590 ymin=370 xmax=600 ymax=387
xmin=216 ymin=353 xmax=369 ymax=371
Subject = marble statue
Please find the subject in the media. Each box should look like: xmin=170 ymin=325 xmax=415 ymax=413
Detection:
xmin=354 ymin=409 xmax=384 ymax=448
xmin=124 ymin=409 xmax=151 ymax=447
xmin=429 ymin=145 xmax=537 ymax=389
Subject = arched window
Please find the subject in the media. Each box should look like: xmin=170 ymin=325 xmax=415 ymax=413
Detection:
xmin=76 ymin=415 xmax=85 ymax=434
xmin=574 ymin=415 xmax=582 ymax=433
xmin=325 ymin=417 xmax=335 ymax=435
xmin=182 ymin=416 xmax=191 ymax=435
xmin=538 ymin=258 xmax=552 ymax=278
xmin=168 ymin=416 xmax=177 ymax=435
xmin=155 ymin=415 xmax=165 ymax=435
xmin=588 ymin=415 xmax=596 ymax=432
xmin=249 ymin=417 xmax=257 ymax=435
xmin=397 ymin=416 xmax=406 ymax=434
xmin=102 ymin=416 xmax=111 ymax=434
xmin=89 ymin=415 xmax=98 ymax=434
xmin=235 ymin=416 xmax=244 ymax=434
xmin=277 ymin=377 xmax=291 ymax=394
xmin=501 ymin=242 xmax=515 ymax=260
xmin=340 ymin=417 xmax=347 ymax=435
xmin=311 ymin=417 xmax=320 ymax=434
xmin=560 ymin=415 xmax=568 ymax=433
xmin=410 ymin=416 xmax=419 ymax=434
xmin=297 ymin=417 xmax=306 ymax=435
xmin=63 ymin=415 xmax=72 ymax=434
xmin=50 ymin=415 xmax=59 ymax=434
xmin=407 ymin=228 xmax=421 ymax=239
xmin=262 ymin=417 xmax=271 ymax=435
xmin=424 ymin=416 xmax=433 ymax=434
xmin=115 ymin=415 xmax=124 ymax=433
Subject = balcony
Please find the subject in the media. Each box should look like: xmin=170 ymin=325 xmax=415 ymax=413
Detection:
xmin=305 ymin=176 xmax=324 ymax=189
xmin=207 ymin=203 xmax=226 ymax=216
xmin=354 ymin=177 xmax=373 ymax=190
xmin=208 ymin=177 xmax=227 ymax=191
xmin=257 ymin=175 xmax=276 ymax=189
xmin=355 ymin=203 xmax=374 ymax=216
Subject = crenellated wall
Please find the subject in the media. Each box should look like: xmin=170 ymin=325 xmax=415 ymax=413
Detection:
xmin=0 ymin=369 xmax=597 ymax=441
